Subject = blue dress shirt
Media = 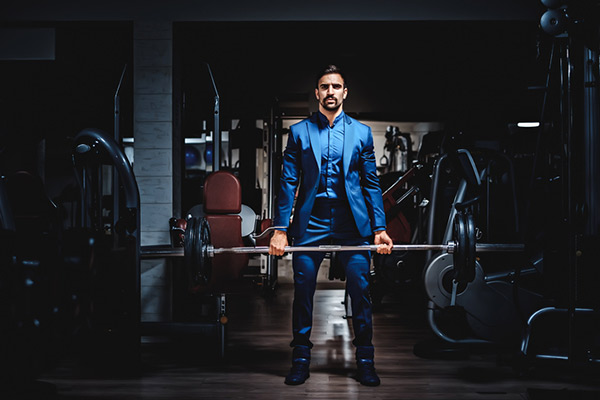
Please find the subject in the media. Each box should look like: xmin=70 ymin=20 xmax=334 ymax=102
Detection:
xmin=316 ymin=111 xmax=346 ymax=201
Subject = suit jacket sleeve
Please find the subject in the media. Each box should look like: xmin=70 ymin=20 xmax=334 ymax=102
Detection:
xmin=273 ymin=129 xmax=301 ymax=230
xmin=359 ymin=126 xmax=387 ymax=232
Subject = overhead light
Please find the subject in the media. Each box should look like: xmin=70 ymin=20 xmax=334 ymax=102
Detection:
xmin=185 ymin=138 xmax=204 ymax=144
xmin=517 ymin=122 xmax=540 ymax=128
xmin=123 ymin=137 xmax=208 ymax=144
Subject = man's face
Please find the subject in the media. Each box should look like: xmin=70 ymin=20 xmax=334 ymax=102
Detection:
xmin=315 ymin=73 xmax=347 ymax=112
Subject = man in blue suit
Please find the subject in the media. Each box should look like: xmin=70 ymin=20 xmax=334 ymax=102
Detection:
xmin=270 ymin=65 xmax=393 ymax=386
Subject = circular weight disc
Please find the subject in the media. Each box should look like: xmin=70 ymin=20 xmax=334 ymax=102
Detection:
xmin=198 ymin=217 xmax=212 ymax=284
xmin=184 ymin=216 xmax=196 ymax=283
xmin=423 ymin=252 xmax=484 ymax=309
xmin=423 ymin=252 xmax=453 ymax=308
xmin=452 ymin=213 xmax=467 ymax=280
xmin=187 ymin=204 xmax=205 ymax=219
xmin=541 ymin=0 xmax=563 ymax=10
xmin=540 ymin=9 xmax=567 ymax=36
xmin=465 ymin=213 xmax=476 ymax=282
xmin=192 ymin=217 xmax=201 ymax=283
xmin=192 ymin=217 xmax=203 ymax=283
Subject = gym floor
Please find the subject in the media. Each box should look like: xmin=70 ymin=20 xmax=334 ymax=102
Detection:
xmin=37 ymin=282 xmax=600 ymax=400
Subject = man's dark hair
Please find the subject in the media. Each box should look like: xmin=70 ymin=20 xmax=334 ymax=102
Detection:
xmin=315 ymin=64 xmax=346 ymax=88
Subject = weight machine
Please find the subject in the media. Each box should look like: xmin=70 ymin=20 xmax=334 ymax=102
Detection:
xmin=416 ymin=2 xmax=600 ymax=366
xmin=419 ymin=147 xmax=544 ymax=349
xmin=519 ymin=1 xmax=600 ymax=368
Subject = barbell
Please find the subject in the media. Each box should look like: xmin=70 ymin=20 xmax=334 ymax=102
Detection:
xmin=140 ymin=213 xmax=525 ymax=286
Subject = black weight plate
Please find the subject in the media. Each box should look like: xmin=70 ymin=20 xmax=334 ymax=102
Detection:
xmin=186 ymin=216 xmax=198 ymax=286
xmin=540 ymin=9 xmax=567 ymax=36
xmin=194 ymin=217 xmax=204 ymax=284
xmin=464 ymin=213 xmax=476 ymax=283
xmin=198 ymin=217 xmax=212 ymax=284
xmin=184 ymin=216 xmax=195 ymax=281
xmin=192 ymin=217 xmax=201 ymax=283
xmin=452 ymin=213 xmax=467 ymax=283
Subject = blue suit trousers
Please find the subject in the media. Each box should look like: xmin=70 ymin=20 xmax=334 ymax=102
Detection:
xmin=290 ymin=199 xmax=374 ymax=350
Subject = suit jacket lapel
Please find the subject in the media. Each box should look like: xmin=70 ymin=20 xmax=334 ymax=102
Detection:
xmin=308 ymin=114 xmax=321 ymax=172
xmin=342 ymin=113 xmax=353 ymax=177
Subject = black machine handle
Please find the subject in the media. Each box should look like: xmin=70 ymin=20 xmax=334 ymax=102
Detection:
xmin=73 ymin=127 xmax=140 ymax=210
xmin=454 ymin=196 xmax=480 ymax=212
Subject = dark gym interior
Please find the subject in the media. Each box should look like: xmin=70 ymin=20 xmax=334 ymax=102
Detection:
xmin=1 ymin=1 xmax=600 ymax=399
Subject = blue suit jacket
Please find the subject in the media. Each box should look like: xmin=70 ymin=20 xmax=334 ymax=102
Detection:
xmin=273 ymin=112 xmax=387 ymax=238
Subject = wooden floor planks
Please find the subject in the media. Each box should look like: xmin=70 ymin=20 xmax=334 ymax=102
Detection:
xmin=37 ymin=282 xmax=600 ymax=399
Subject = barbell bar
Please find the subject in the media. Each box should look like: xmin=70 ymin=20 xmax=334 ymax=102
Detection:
xmin=140 ymin=214 xmax=525 ymax=286
xmin=208 ymin=242 xmax=524 ymax=256
xmin=140 ymin=242 xmax=524 ymax=259
xmin=140 ymin=240 xmax=524 ymax=258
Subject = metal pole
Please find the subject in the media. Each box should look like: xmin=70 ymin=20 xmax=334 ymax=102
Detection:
xmin=81 ymin=165 xmax=87 ymax=229
xmin=426 ymin=153 xmax=447 ymax=261
xmin=205 ymin=63 xmax=220 ymax=172
xmin=113 ymin=64 xmax=127 ymax=241
xmin=267 ymin=108 xmax=275 ymax=218
xmin=266 ymin=107 xmax=277 ymax=292
xmin=584 ymin=47 xmax=599 ymax=236
xmin=114 ymin=64 xmax=127 ymax=143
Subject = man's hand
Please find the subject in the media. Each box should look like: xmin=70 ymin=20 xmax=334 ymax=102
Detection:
xmin=374 ymin=230 xmax=393 ymax=254
xmin=269 ymin=229 xmax=288 ymax=256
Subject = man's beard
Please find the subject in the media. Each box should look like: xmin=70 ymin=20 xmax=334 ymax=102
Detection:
xmin=321 ymin=96 xmax=342 ymax=111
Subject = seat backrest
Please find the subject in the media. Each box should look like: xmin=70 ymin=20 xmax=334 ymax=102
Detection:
xmin=202 ymin=171 xmax=248 ymax=292
xmin=204 ymin=170 xmax=242 ymax=215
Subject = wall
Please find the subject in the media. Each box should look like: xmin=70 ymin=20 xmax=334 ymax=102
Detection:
xmin=1 ymin=1 xmax=541 ymax=22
